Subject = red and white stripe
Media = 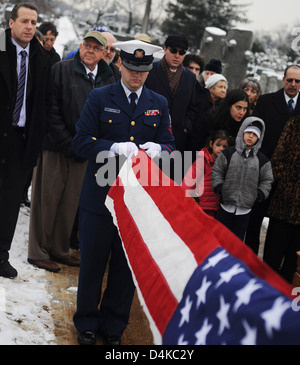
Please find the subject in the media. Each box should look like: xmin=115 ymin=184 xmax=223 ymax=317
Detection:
xmin=105 ymin=151 xmax=294 ymax=344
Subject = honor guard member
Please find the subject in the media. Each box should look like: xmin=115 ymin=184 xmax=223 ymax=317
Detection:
xmin=72 ymin=40 xmax=175 ymax=345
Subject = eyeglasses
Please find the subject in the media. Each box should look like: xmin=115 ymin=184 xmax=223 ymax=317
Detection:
xmin=168 ymin=47 xmax=186 ymax=56
xmin=105 ymin=46 xmax=116 ymax=53
xmin=286 ymin=78 xmax=300 ymax=84
xmin=83 ymin=43 xmax=104 ymax=52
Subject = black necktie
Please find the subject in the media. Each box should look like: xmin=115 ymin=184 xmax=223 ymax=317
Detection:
xmin=287 ymin=99 xmax=294 ymax=116
xmin=13 ymin=50 xmax=27 ymax=125
xmin=88 ymin=72 xmax=94 ymax=84
xmin=130 ymin=92 xmax=137 ymax=112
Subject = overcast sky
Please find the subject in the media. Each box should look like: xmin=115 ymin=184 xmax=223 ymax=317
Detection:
xmin=233 ymin=0 xmax=300 ymax=32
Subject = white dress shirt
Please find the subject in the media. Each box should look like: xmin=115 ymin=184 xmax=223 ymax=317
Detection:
xmin=81 ymin=62 xmax=98 ymax=80
xmin=120 ymin=80 xmax=142 ymax=105
xmin=11 ymin=37 xmax=30 ymax=127
xmin=284 ymin=91 xmax=299 ymax=110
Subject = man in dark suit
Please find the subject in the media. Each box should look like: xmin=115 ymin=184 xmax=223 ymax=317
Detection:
xmin=0 ymin=3 xmax=53 ymax=278
xmin=72 ymin=40 xmax=175 ymax=345
xmin=245 ymin=64 xmax=300 ymax=255
xmin=145 ymin=34 xmax=196 ymax=157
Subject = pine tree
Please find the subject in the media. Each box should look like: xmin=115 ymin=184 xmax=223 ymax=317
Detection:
xmin=161 ymin=0 xmax=248 ymax=50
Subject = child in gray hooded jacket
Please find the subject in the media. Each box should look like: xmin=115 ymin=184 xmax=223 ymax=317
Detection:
xmin=211 ymin=116 xmax=273 ymax=241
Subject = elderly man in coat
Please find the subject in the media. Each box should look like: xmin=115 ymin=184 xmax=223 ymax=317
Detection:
xmin=27 ymin=30 xmax=116 ymax=273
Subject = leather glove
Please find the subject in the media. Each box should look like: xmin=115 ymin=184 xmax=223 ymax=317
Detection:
xmin=110 ymin=142 xmax=138 ymax=159
xmin=139 ymin=142 xmax=161 ymax=159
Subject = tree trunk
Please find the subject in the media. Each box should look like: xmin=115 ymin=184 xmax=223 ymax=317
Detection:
xmin=141 ymin=0 xmax=152 ymax=34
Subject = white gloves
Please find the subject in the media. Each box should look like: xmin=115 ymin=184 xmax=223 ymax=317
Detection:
xmin=110 ymin=142 xmax=138 ymax=158
xmin=109 ymin=141 xmax=162 ymax=159
xmin=139 ymin=142 xmax=161 ymax=159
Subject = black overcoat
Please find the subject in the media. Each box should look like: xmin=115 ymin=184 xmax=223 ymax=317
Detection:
xmin=0 ymin=29 xmax=53 ymax=175
xmin=145 ymin=60 xmax=196 ymax=153
xmin=253 ymin=88 xmax=300 ymax=159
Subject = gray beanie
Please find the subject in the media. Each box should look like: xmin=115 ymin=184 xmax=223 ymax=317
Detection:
xmin=205 ymin=74 xmax=227 ymax=89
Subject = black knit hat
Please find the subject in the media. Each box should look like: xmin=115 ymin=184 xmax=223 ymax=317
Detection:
xmin=165 ymin=34 xmax=189 ymax=50
xmin=204 ymin=58 xmax=222 ymax=74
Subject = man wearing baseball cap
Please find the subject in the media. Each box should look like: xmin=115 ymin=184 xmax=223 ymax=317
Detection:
xmin=28 ymin=30 xmax=116 ymax=273
xmin=72 ymin=40 xmax=175 ymax=345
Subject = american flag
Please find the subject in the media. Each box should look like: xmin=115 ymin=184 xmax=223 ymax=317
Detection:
xmin=105 ymin=151 xmax=300 ymax=345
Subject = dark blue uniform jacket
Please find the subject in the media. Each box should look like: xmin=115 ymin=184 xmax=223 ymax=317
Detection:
xmin=73 ymin=80 xmax=175 ymax=214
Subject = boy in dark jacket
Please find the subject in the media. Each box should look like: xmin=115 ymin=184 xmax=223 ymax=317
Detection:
xmin=211 ymin=117 xmax=273 ymax=241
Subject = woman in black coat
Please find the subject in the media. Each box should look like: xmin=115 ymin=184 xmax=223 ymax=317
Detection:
xmin=211 ymin=89 xmax=249 ymax=146
xmin=192 ymin=89 xmax=249 ymax=150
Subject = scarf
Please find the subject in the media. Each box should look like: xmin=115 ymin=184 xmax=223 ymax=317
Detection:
xmin=161 ymin=56 xmax=183 ymax=96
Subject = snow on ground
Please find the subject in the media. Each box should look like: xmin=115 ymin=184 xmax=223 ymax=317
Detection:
xmin=0 ymin=205 xmax=56 ymax=345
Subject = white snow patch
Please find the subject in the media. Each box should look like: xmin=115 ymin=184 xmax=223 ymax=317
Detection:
xmin=0 ymin=206 xmax=56 ymax=345
xmin=205 ymin=27 xmax=227 ymax=36
xmin=54 ymin=16 xmax=80 ymax=58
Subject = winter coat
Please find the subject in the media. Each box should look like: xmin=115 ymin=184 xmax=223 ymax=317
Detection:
xmin=45 ymin=47 xmax=61 ymax=67
xmin=44 ymin=51 xmax=116 ymax=159
xmin=268 ymin=116 xmax=300 ymax=225
xmin=211 ymin=116 xmax=274 ymax=209
xmin=145 ymin=60 xmax=197 ymax=152
xmin=191 ymin=99 xmax=224 ymax=151
xmin=182 ymin=147 xmax=219 ymax=211
xmin=0 ymin=29 xmax=53 ymax=175
xmin=253 ymin=88 xmax=300 ymax=159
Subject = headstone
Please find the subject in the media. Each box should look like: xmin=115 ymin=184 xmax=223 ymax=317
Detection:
xmin=199 ymin=27 xmax=226 ymax=64
xmin=222 ymin=28 xmax=253 ymax=89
